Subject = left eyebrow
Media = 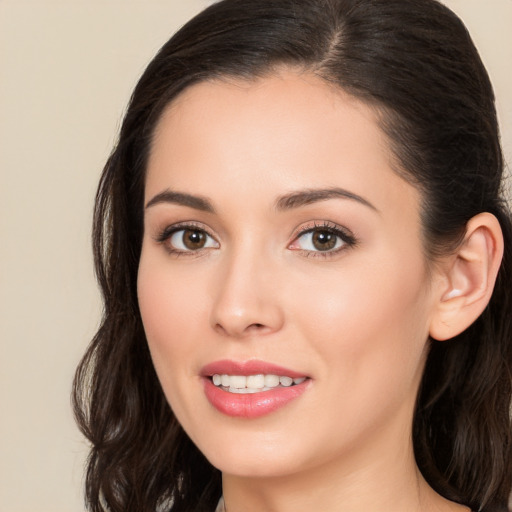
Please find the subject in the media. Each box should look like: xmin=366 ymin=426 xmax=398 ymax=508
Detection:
xmin=145 ymin=189 xmax=215 ymax=213
xmin=275 ymin=187 xmax=379 ymax=213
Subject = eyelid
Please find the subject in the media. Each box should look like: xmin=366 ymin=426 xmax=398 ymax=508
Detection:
xmin=288 ymin=220 xmax=357 ymax=255
xmin=153 ymin=219 xmax=356 ymax=258
xmin=154 ymin=221 xmax=220 ymax=255
xmin=154 ymin=220 xmax=212 ymax=240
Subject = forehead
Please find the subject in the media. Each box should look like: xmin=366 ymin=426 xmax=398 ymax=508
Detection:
xmin=152 ymin=71 xmax=382 ymax=154
xmin=146 ymin=70 xmax=418 ymax=219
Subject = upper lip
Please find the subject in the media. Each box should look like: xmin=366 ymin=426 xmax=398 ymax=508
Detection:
xmin=201 ymin=359 xmax=308 ymax=379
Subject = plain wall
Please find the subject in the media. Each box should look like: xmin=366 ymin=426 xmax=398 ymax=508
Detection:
xmin=0 ymin=1 xmax=510 ymax=511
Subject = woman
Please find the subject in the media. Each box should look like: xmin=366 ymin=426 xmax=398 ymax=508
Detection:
xmin=73 ymin=0 xmax=512 ymax=511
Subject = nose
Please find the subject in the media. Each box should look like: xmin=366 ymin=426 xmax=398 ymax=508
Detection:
xmin=209 ymin=248 xmax=285 ymax=338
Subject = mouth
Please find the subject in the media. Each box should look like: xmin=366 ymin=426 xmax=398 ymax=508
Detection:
xmin=209 ymin=374 xmax=307 ymax=394
xmin=201 ymin=360 xmax=311 ymax=418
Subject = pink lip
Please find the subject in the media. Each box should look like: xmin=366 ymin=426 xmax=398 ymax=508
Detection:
xmin=201 ymin=359 xmax=310 ymax=419
xmin=201 ymin=359 xmax=306 ymax=379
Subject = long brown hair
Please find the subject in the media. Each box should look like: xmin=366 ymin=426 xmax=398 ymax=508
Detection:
xmin=73 ymin=1 xmax=512 ymax=510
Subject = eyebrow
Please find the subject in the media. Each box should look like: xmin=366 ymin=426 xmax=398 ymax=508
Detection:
xmin=275 ymin=187 xmax=378 ymax=212
xmin=145 ymin=186 xmax=378 ymax=214
xmin=145 ymin=190 xmax=215 ymax=213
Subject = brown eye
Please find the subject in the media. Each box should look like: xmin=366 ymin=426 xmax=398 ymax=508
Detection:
xmin=311 ymin=230 xmax=337 ymax=251
xmin=289 ymin=224 xmax=355 ymax=255
xmin=183 ymin=229 xmax=207 ymax=249
xmin=168 ymin=228 xmax=219 ymax=252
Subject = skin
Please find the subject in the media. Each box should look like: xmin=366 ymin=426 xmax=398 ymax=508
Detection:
xmin=137 ymin=70 xmax=471 ymax=512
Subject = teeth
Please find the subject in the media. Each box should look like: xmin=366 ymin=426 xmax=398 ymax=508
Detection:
xmin=231 ymin=375 xmax=247 ymax=389
xmin=279 ymin=376 xmax=293 ymax=387
xmin=264 ymin=374 xmax=279 ymax=388
xmin=211 ymin=374 xmax=307 ymax=392
xmin=228 ymin=386 xmax=263 ymax=394
xmin=247 ymin=374 xmax=265 ymax=388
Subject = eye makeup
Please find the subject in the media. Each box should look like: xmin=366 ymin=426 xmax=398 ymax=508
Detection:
xmin=288 ymin=220 xmax=358 ymax=259
xmin=153 ymin=218 xmax=358 ymax=259
xmin=154 ymin=221 xmax=219 ymax=257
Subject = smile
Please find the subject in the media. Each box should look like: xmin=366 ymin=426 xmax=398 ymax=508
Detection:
xmin=211 ymin=374 xmax=307 ymax=393
xmin=201 ymin=360 xmax=311 ymax=417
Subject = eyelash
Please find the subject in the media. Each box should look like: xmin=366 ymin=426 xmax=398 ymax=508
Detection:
xmin=155 ymin=220 xmax=357 ymax=258
xmin=290 ymin=221 xmax=357 ymax=259
xmin=155 ymin=221 xmax=218 ymax=258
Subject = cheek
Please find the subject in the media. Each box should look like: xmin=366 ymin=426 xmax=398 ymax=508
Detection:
xmin=138 ymin=266 xmax=201 ymax=345
xmin=137 ymin=252 xmax=209 ymax=393
xmin=291 ymin=254 xmax=431 ymax=405
xmin=137 ymin=255 xmax=219 ymax=437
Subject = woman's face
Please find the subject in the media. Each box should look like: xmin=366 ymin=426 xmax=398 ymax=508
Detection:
xmin=138 ymin=71 xmax=439 ymax=479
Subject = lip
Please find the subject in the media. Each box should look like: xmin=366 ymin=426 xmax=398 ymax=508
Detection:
xmin=201 ymin=359 xmax=310 ymax=418
xmin=201 ymin=359 xmax=307 ymax=379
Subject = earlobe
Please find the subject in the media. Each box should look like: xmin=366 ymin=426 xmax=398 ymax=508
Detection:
xmin=429 ymin=213 xmax=504 ymax=341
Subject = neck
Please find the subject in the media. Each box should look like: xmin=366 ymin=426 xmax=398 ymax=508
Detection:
xmin=221 ymin=420 xmax=466 ymax=512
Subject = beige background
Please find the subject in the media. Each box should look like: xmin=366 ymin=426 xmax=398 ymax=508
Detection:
xmin=0 ymin=1 xmax=510 ymax=511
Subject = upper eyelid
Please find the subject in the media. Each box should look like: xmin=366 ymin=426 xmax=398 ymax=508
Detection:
xmin=155 ymin=223 xmax=220 ymax=256
xmin=156 ymin=220 xmax=215 ymax=236
xmin=291 ymin=220 xmax=354 ymax=238
xmin=289 ymin=221 xmax=358 ymax=252
xmin=153 ymin=219 xmax=356 ymax=248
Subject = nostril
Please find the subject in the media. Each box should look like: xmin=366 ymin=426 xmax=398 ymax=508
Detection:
xmin=214 ymin=322 xmax=268 ymax=337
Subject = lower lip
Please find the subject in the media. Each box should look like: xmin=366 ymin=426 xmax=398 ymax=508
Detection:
xmin=203 ymin=379 xmax=309 ymax=418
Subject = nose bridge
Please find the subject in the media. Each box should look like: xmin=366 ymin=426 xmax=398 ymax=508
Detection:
xmin=210 ymin=241 xmax=284 ymax=337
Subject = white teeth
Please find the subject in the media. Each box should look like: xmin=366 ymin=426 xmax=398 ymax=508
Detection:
xmin=264 ymin=374 xmax=280 ymax=388
xmin=279 ymin=376 xmax=293 ymax=387
xmin=212 ymin=374 xmax=306 ymax=392
xmin=228 ymin=387 xmax=262 ymax=394
xmin=230 ymin=375 xmax=247 ymax=389
xmin=246 ymin=374 xmax=265 ymax=388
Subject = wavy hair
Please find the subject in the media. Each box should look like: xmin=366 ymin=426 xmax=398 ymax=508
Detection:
xmin=73 ymin=1 xmax=512 ymax=510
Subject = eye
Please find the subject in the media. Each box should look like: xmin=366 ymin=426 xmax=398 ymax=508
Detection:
xmin=158 ymin=225 xmax=219 ymax=253
xmin=289 ymin=223 xmax=356 ymax=254
xmin=293 ymin=229 xmax=343 ymax=252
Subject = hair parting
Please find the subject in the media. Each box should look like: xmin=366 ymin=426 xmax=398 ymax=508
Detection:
xmin=73 ymin=1 xmax=512 ymax=510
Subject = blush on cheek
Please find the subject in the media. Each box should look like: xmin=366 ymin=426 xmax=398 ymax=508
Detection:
xmin=138 ymin=260 xmax=209 ymax=365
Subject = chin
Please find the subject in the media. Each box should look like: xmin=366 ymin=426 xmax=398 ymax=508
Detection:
xmin=191 ymin=424 xmax=322 ymax=479
xmin=208 ymin=451 xmax=303 ymax=479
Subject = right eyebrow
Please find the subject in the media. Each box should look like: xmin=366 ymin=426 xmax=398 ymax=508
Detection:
xmin=275 ymin=187 xmax=378 ymax=213
xmin=145 ymin=189 xmax=216 ymax=213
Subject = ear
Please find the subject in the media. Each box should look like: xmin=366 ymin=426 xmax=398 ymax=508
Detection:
xmin=429 ymin=212 xmax=504 ymax=341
